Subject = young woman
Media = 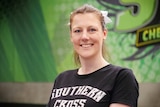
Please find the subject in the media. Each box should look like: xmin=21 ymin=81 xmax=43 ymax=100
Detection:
xmin=47 ymin=4 xmax=139 ymax=107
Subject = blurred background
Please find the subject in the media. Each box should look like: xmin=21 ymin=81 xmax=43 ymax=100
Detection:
xmin=0 ymin=0 xmax=160 ymax=107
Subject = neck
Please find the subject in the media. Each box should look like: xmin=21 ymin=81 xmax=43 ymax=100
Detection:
xmin=78 ymin=56 xmax=109 ymax=75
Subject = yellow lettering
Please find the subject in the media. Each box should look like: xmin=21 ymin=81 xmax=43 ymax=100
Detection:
xmin=142 ymin=30 xmax=148 ymax=41
xmin=149 ymin=29 xmax=156 ymax=40
xmin=136 ymin=25 xmax=160 ymax=47
xmin=157 ymin=27 xmax=160 ymax=38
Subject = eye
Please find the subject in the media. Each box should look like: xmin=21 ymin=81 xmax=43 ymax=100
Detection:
xmin=89 ymin=28 xmax=97 ymax=33
xmin=74 ymin=29 xmax=81 ymax=33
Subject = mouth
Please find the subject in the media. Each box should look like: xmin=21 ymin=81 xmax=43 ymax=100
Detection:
xmin=80 ymin=43 xmax=94 ymax=48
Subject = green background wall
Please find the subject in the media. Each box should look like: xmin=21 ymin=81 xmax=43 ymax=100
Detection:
xmin=0 ymin=0 xmax=160 ymax=82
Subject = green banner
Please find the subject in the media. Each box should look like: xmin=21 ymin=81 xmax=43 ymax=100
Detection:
xmin=0 ymin=0 xmax=159 ymax=82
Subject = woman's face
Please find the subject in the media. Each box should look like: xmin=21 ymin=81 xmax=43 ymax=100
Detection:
xmin=70 ymin=13 xmax=107 ymax=60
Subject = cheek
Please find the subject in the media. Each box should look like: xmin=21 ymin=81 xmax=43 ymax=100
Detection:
xmin=71 ymin=37 xmax=79 ymax=45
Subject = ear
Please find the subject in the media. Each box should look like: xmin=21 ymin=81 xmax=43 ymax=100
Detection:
xmin=103 ymin=29 xmax=107 ymax=39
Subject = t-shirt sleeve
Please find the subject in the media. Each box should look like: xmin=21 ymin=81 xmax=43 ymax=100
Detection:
xmin=110 ymin=68 xmax=139 ymax=107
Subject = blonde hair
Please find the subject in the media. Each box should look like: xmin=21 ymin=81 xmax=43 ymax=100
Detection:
xmin=69 ymin=4 xmax=110 ymax=66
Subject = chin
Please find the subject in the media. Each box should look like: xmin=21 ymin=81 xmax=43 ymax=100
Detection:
xmin=79 ymin=53 xmax=95 ymax=59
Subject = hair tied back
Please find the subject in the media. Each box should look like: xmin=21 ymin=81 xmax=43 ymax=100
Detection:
xmin=100 ymin=11 xmax=112 ymax=24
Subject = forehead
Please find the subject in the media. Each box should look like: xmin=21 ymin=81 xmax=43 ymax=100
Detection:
xmin=71 ymin=13 xmax=101 ymax=28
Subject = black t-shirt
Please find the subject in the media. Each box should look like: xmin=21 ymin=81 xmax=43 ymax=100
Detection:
xmin=47 ymin=64 xmax=139 ymax=107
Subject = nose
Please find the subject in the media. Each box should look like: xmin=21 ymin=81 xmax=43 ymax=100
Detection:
xmin=81 ymin=30 xmax=89 ymax=41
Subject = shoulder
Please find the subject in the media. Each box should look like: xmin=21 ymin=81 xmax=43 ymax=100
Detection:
xmin=108 ymin=64 xmax=133 ymax=76
xmin=108 ymin=64 xmax=137 ymax=83
xmin=53 ymin=69 xmax=78 ymax=87
xmin=110 ymin=64 xmax=139 ymax=90
xmin=55 ymin=69 xmax=78 ymax=80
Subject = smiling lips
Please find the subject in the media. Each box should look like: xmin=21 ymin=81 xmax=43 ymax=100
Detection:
xmin=80 ymin=43 xmax=94 ymax=48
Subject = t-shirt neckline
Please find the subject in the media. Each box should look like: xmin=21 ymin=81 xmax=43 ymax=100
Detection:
xmin=74 ymin=64 xmax=112 ymax=79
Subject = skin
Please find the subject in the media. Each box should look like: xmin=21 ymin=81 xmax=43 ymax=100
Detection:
xmin=70 ymin=13 xmax=130 ymax=107
xmin=70 ymin=13 xmax=108 ymax=74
